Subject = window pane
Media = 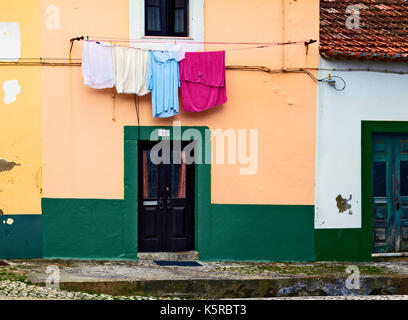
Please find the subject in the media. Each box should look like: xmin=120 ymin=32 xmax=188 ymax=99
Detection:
xmin=401 ymin=161 xmax=408 ymax=196
xmin=373 ymin=161 xmax=386 ymax=197
xmin=171 ymin=151 xmax=186 ymax=199
xmin=143 ymin=151 xmax=158 ymax=199
xmin=147 ymin=7 xmax=161 ymax=32
xmin=175 ymin=0 xmax=184 ymax=7
xmin=147 ymin=0 xmax=160 ymax=5
xmin=174 ymin=9 xmax=184 ymax=33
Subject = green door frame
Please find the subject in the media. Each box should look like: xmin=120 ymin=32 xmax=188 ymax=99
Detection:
xmin=123 ymin=126 xmax=211 ymax=258
xmin=362 ymin=121 xmax=408 ymax=258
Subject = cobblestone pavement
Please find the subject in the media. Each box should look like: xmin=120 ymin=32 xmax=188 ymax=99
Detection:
xmin=3 ymin=259 xmax=408 ymax=299
xmin=1 ymin=278 xmax=407 ymax=300
xmin=10 ymin=259 xmax=408 ymax=283
xmin=0 ymin=280 xmax=161 ymax=300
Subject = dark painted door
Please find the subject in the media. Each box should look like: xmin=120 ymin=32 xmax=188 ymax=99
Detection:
xmin=372 ymin=133 xmax=408 ymax=253
xmin=138 ymin=141 xmax=195 ymax=252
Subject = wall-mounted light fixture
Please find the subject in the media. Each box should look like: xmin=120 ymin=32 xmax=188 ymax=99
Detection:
xmin=319 ymin=73 xmax=346 ymax=91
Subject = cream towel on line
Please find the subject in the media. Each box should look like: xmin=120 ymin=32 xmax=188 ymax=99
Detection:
xmin=113 ymin=46 xmax=150 ymax=95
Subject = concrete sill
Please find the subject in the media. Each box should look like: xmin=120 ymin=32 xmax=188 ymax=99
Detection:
xmin=137 ymin=251 xmax=199 ymax=261
xmin=372 ymin=252 xmax=408 ymax=257
xmin=141 ymin=36 xmax=194 ymax=41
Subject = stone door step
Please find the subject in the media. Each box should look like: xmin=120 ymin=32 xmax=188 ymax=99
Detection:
xmin=137 ymin=251 xmax=199 ymax=261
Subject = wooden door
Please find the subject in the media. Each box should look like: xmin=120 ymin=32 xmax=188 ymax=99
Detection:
xmin=138 ymin=141 xmax=195 ymax=252
xmin=372 ymin=133 xmax=408 ymax=253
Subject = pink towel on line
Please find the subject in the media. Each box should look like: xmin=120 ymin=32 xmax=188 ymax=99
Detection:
xmin=179 ymin=51 xmax=227 ymax=112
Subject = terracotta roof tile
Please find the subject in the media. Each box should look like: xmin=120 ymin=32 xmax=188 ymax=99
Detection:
xmin=320 ymin=0 xmax=408 ymax=61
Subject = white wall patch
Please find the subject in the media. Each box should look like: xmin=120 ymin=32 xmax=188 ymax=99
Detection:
xmin=0 ymin=23 xmax=21 ymax=61
xmin=3 ymin=80 xmax=21 ymax=104
xmin=315 ymin=58 xmax=408 ymax=229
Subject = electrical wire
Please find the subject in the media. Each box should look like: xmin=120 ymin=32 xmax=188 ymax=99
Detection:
xmin=1 ymin=59 xmax=406 ymax=77
xmin=0 ymin=57 xmax=82 ymax=61
xmin=1 ymin=59 xmax=407 ymax=77
xmin=312 ymin=67 xmax=408 ymax=76
xmin=318 ymin=75 xmax=346 ymax=91
xmin=284 ymin=69 xmax=346 ymax=91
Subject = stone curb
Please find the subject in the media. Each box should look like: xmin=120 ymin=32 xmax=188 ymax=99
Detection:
xmin=48 ymin=275 xmax=408 ymax=298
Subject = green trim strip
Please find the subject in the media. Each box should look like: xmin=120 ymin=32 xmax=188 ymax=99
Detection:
xmin=124 ymin=126 xmax=211 ymax=255
xmin=201 ymin=204 xmax=315 ymax=262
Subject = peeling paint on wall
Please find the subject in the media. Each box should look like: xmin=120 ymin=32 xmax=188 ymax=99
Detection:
xmin=35 ymin=167 xmax=42 ymax=194
xmin=0 ymin=159 xmax=20 ymax=172
xmin=6 ymin=218 xmax=14 ymax=225
xmin=336 ymin=194 xmax=352 ymax=214
xmin=3 ymin=80 xmax=21 ymax=104
xmin=0 ymin=22 xmax=21 ymax=61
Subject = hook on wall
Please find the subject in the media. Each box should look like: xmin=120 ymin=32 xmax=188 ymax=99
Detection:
xmin=69 ymin=36 xmax=85 ymax=53
xmin=304 ymin=39 xmax=317 ymax=55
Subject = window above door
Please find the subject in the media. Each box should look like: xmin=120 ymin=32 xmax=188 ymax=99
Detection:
xmin=145 ymin=0 xmax=188 ymax=37
xmin=129 ymin=0 xmax=204 ymax=51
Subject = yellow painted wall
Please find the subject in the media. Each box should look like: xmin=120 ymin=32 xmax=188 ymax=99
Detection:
xmin=0 ymin=1 xmax=42 ymax=215
xmin=40 ymin=0 xmax=319 ymax=205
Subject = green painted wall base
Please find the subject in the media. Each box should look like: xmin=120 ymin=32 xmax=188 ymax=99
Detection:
xmin=42 ymin=198 xmax=129 ymax=260
xmin=314 ymin=229 xmax=371 ymax=262
xmin=200 ymin=204 xmax=315 ymax=262
xmin=0 ymin=214 xmax=42 ymax=259
xmin=41 ymin=199 xmax=315 ymax=262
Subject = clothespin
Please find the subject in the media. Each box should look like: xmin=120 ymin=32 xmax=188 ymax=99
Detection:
xmin=174 ymin=39 xmax=177 ymax=45
xmin=86 ymin=35 xmax=89 ymax=41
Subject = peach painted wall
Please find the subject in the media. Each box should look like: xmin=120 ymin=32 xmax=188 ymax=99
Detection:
xmin=41 ymin=0 xmax=319 ymax=205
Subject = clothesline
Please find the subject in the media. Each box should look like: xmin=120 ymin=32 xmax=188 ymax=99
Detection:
xmin=70 ymin=36 xmax=316 ymax=54
xmin=84 ymin=36 xmax=312 ymax=46
xmin=85 ymin=39 xmax=277 ymax=52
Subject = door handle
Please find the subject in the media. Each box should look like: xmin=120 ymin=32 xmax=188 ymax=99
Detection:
xmin=167 ymin=199 xmax=172 ymax=210
xmin=158 ymin=198 xmax=165 ymax=210
xmin=394 ymin=198 xmax=400 ymax=210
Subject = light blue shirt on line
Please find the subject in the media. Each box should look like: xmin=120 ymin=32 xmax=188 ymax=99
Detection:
xmin=148 ymin=51 xmax=180 ymax=118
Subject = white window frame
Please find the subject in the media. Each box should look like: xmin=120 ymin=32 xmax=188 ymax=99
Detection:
xmin=129 ymin=0 xmax=204 ymax=51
